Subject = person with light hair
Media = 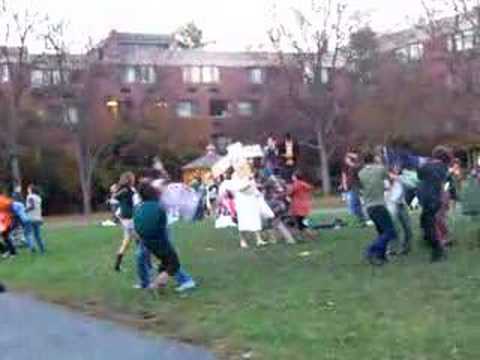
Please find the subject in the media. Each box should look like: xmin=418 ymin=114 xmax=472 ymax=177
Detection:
xmin=113 ymin=172 xmax=137 ymax=272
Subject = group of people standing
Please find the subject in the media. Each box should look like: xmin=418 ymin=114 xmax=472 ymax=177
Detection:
xmin=212 ymin=134 xmax=316 ymax=249
xmin=0 ymin=185 xmax=45 ymax=259
xmin=342 ymin=145 xmax=462 ymax=264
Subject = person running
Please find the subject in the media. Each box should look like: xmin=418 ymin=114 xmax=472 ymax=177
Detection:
xmin=113 ymin=172 xmax=137 ymax=272
xmin=25 ymin=185 xmax=46 ymax=254
xmin=417 ymin=146 xmax=452 ymax=262
xmin=134 ymin=182 xmax=196 ymax=292
xmin=289 ymin=172 xmax=315 ymax=240
xmin=359 ymin=152 xmax=397 ymax=265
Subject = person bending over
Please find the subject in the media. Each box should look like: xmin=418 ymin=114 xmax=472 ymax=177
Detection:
xmin=134 ymin=182 xmax=196 ymax=292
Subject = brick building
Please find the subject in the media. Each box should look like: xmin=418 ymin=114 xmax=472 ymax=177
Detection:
xmin=0 ymin=30 xmax=335 ymax=150
xmin=75 ymin=31 xmax=320 ymax=148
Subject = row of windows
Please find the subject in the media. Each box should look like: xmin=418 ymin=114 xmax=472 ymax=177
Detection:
xmin=0 ymin=64 xmax=266 ymax=87
xmin=122 ymin=65 xmax=265 ymax=85
xmin=176 ymin=99 xmax=258 ymax=118
xmin=447 ymin=29 xmax=477 ymax=52
xmin=394 ymin=29 xmax=480 ymax=63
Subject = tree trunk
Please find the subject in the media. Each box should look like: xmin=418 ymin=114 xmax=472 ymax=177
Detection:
xmin=75 ymin=141 xmax=92 ymax=216
xmin=80 ymin=175 xmax=92 ymax=216
xmin=317 ymin=130 xmax=332 ymax=195
xmin=8 ymin=105 xmax=22 ymax=191
xmin=10 ymin=149 xmax=22 ymax=191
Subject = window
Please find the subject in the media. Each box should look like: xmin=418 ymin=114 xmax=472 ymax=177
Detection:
xmin=183 ymin=66 xmax=219 ymax=83
xmin=454 ymin=32 xmax=464 ymax=51
xmin=31 ymin=70 xmax=44 ymax=87
xmin=447 ymin=36 xmax=455 ymax=52
xmin=31 ymin=69 xmax=69 ymax=87
xmin=249 ymin=68 xmax=264 ymax=84
xmin=183 ymin=66 xmax=201 ymax=83
xmin=395 ymin=47 xmax=410 ymax=62
xmin=210 ymin=100 xmax=230 ymax=118
xmin=124 ymin=66 xmax=155 ymax=83
xmin=303 ymin=63 xmax=314 ymax=84
xmin=202 ymin=66 xmax=220 ymax=83
xmin=52 ymin=70 xmax=62 ymax=85
xmin=320 ymin=67 xmax=330 ymax=84
xmin=176 ymin=101 xmax=198 ymax=118
xmin=1 ymin=64 xmax=9 ymax=83
xmin=237 ymin=101 xmax=257 ymax=117
xmin=463 ymin=29 xmax=475 ymax=50
xmin=409 ymin=43 xmax=424 ymax=60
xmin=64 ymin=106 xmax=79 ymax=125
xmin=136 ymin=66 xmax=156 ymax=83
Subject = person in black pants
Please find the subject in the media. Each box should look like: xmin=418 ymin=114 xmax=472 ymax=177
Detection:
xmin=133 ymin=182 xmax=196 ymax=292
xmin=417 ymin=146 xmax=451 ymax=262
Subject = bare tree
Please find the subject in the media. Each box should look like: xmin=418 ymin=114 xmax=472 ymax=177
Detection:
xmin=0 ymin=1 xmax=46 ymax=190
xmin=268 ymin=0 xmax=361 ymax=194
xmin=43 ymin=21 xmax=115 ymax=215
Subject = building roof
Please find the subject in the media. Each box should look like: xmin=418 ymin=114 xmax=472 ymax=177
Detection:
xmin=182 ymin=152 xmax=222 ymax=170
xmin=110 ymin=48 xmax=287 ymax=67
xmin=378 ymin=8 xmax=480 ymax=52
xmin=109 ymin=31 xmax=173 ymax=47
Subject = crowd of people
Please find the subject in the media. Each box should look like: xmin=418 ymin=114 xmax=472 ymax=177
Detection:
xmin=5 ymin=131 xmax=480 ymax=294
xmin=0 ymin=185 xmax=45 ymax=259
xmin=341 ymin=145 xmax=469 ymax=264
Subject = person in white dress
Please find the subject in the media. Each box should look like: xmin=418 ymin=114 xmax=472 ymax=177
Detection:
xmin=229 ymin=172 xmax=268 ymax=249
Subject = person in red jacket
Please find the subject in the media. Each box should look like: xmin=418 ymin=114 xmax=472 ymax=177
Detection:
xmin=289 ymin=172 xmax=314 ymax=239
xmin=0 ymin=194 xmax=16 ymax=258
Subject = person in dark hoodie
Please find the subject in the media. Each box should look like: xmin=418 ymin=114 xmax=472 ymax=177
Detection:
xmin=134 ymin=182 xmax=196 ymax=292
xmin=417 ymin=146 xmax=452 ymax=262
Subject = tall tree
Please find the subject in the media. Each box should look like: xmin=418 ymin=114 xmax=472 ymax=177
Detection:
xmin=43 ymin=21 xmax=116 ymax=215
xmin=269 ymin=0 xmax=361 ymax=194
xmin=174 ymin=22 xmax=205 ymax=49
xmin=0 ymin=1 xmax=46 ymax=190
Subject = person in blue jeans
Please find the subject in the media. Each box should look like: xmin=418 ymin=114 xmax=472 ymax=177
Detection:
xmin=134 ymin=182 xmax=196 ymax=292
xmin=25 ymin=185 xmax=46 ymax=254
xmin=341 ymin=151 xmax=366 ymax=224
xmin=359 ymin=152 xmax=397 ymax=265
xmin=135 ymin=240 xmax=152 ymax=289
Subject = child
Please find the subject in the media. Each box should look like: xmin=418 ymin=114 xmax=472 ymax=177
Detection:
xmin=25 ymin=185 xmax=46 ymax=254
xmin=134 ymin=182 xmax=196 ymax=292
xmin=359 ymin=153 xmax=397 ymax=265
xmin=289 ymin=172 xmax=314 ymax=239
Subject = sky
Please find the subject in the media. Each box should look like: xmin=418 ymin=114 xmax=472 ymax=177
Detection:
xmin=10 ymin=0 xmax=427 ymax=51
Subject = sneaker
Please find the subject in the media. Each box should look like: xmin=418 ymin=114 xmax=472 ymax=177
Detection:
xmin=132 ymin=284 xmax=146 ymax=290
xmin=365 ymin=252 xmax=387 ymax=266
xmin=256 ymin=240 xmax=269 ymax=247
xmin=175 ymin=280 xmax=197 ymax=293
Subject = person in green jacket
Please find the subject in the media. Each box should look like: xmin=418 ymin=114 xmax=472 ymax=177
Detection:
xmin=134 ymin=182 xmax=196 ymax=292
xmin=359 ymin=152 xmax=397 ymax=265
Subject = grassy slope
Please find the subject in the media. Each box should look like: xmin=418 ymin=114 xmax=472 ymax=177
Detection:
xmin=1 ymin=214 xmax=480 ymax=359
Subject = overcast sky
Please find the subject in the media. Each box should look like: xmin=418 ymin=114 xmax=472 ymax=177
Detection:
xmin=12 ymin=0 xmax=427 ymax=51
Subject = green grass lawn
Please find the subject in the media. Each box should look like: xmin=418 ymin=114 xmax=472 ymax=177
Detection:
xmin=2 ymin=213 xmax=480 ymax=359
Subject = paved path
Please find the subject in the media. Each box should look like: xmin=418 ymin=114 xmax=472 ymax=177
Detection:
xmin=0 ymin=293 xmax=216 ymax=360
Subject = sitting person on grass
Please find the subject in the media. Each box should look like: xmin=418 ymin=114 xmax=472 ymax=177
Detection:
xmin=134 ymin=182 xmax=196 ymax=292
